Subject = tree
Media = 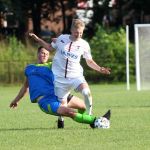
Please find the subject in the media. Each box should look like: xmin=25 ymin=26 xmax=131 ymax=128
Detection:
xmin=9 ymin=0 xmax=77 ymax=39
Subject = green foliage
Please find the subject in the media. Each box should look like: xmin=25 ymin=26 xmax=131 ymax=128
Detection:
xmin=0 ymin=36 xmax=36 ymax=61
xmin=0 ymin=36 xmax=37 ymax=83
xmin=84 ymin=25 xmax=135 ymax=82
xmin=0 ymin=32 xmax=135 ymax=83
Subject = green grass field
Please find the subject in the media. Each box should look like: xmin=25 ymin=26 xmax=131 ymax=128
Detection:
xmin=0 ymin=84 xmax=150 ymax=150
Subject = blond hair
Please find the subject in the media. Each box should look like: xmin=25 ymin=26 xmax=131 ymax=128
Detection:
xmin=71 ymin=19 xmax=85 ymax=30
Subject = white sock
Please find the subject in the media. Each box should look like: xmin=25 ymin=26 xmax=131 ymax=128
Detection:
xmin=81 ymin=88 xmax=93 ymax=115
xmin=58 ymin=116 xmax=64 ymax=121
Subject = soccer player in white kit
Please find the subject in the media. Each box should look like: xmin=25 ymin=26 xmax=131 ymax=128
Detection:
xmin=29 ymin=19 xmax=111 ymax=128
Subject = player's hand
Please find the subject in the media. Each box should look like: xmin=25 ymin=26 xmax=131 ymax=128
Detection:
xmin=51 ymin=38 xmax=57 ymax=43
xmin=10 ymin=100 xmax=18 ymax=108
xmin=29 ymin=32 xmax=39 ymax=41
xmin=99 ymin=67 xmax=111 ymax=75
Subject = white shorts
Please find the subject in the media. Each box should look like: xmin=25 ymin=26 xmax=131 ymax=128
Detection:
xmin=54 ymin=76 xmax=87 ymax=101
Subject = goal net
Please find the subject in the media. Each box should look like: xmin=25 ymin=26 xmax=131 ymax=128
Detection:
xmin=135 ymin=24 xmax=150 ymax=90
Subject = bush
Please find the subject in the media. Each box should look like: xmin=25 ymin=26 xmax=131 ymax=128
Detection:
xmin=83 ymin=25 xmax=135 ymax=82
xmin=0 ymin=36 xmax=36 ymax=61
xmin=0 ymin=30 xmax=135 ymax=83
xmin=0 ymin=36 xmax=37 ymax=83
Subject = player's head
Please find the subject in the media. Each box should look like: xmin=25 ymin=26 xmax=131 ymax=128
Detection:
xmin=70 ymin=19 xmax=85 ymax=40
xmin=37 ymin=46 xmax=50 ymax=63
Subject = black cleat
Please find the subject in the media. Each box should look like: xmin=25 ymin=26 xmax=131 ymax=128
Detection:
xmin=90 ymin=117 xmax=96 ymax=129
xmin=57 ymin=119 xmax=64 ymax=128
xmin=102 ymin=109 xmax=111 ymax=120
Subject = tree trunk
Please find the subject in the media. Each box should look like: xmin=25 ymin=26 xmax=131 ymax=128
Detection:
xmin=31 ymin=1 xmax=41 ymax=36
xmin=60 ymin=0 xmax=66 ymax=33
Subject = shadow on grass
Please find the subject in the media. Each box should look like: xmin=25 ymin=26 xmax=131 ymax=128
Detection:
xmin=0 ymin=126 xmax=90 ymax=132
xmin=0 ymin=127 xmax=56 ymax=132
xmin=111 ymin=105 xmax=150 ymax=108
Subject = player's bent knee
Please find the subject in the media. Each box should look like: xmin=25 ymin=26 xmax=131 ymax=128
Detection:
xmin=78 ymin=102 xmax=86 ymax=110
xmin=57 ymin=106 xmax=75 ymax=118
xmin=81 ymin=105 xmax=86 ymax=110
xmin=82 ymin=88 xmax=91 ymax=97
xmin=66 ymin=111 xmax=75 ymax=118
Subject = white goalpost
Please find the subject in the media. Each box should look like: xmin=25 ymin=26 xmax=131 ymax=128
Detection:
xmin=126 ymin=25 xmax=130 ymax=90
xmin=134 ymin=24 xmax=150 ymax=91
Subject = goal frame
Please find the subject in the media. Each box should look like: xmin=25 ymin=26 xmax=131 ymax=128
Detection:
xmin=134 ymin=24 xmax=150 ymax=91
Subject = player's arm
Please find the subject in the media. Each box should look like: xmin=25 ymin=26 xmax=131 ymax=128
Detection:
xmin=29 ymin=33 xmax=53 ymax=51
xmin=10 ymin=79 xmax=29 ymax=108
xmin=85 ymin=59 xmax=111 ymax=75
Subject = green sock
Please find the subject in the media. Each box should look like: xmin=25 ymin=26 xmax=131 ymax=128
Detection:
xmin=78 ymin=109 xmax=86 ymax=114
xmin=73 ymin=113 xmax=96 ymax=124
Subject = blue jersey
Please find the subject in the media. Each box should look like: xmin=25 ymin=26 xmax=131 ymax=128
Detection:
xmin=25 ymin=62 xmax=55 ymax=103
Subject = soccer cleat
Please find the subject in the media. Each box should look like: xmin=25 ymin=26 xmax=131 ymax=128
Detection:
xmin=57 ymin=119 xmax=64 ymax=128
xmin=102 ymin=109 xmax=111 ymax=120
xmin=90 ymin=117 xmax=96 ymax=128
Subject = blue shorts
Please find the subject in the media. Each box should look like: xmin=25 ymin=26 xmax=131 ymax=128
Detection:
xmin=37 ymin=95 xmax=61 ymax=116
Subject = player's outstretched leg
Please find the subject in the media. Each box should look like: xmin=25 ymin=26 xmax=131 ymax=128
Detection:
xmin=57 ymin=100 xmax=111 ymax=129
xmin=72 ymin=110 xmax=111 ymax=129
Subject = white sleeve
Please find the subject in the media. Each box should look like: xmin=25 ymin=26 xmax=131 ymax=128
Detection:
xmin=83 ymin=42 xmax=92 ymax=60
xmin=51 ymin=41 xmax=57 ymax=49
xmin=51 ymin=35 xmax=63 ymax=50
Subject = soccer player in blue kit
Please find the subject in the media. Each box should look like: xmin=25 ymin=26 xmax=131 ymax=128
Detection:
xmin=10 ymin=47 xmax=111 ymax=129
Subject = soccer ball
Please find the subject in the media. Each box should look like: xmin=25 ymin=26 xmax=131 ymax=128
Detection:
xmin=94 ymin=117 xmax=110 ymax=129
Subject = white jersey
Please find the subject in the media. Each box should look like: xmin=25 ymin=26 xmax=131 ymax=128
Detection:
xmin=51 ymin=34 xmax=92 ymax=78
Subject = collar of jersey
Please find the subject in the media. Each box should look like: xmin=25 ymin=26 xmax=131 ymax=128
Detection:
xmin=35 ymin=62 xmax=52 ymax=68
